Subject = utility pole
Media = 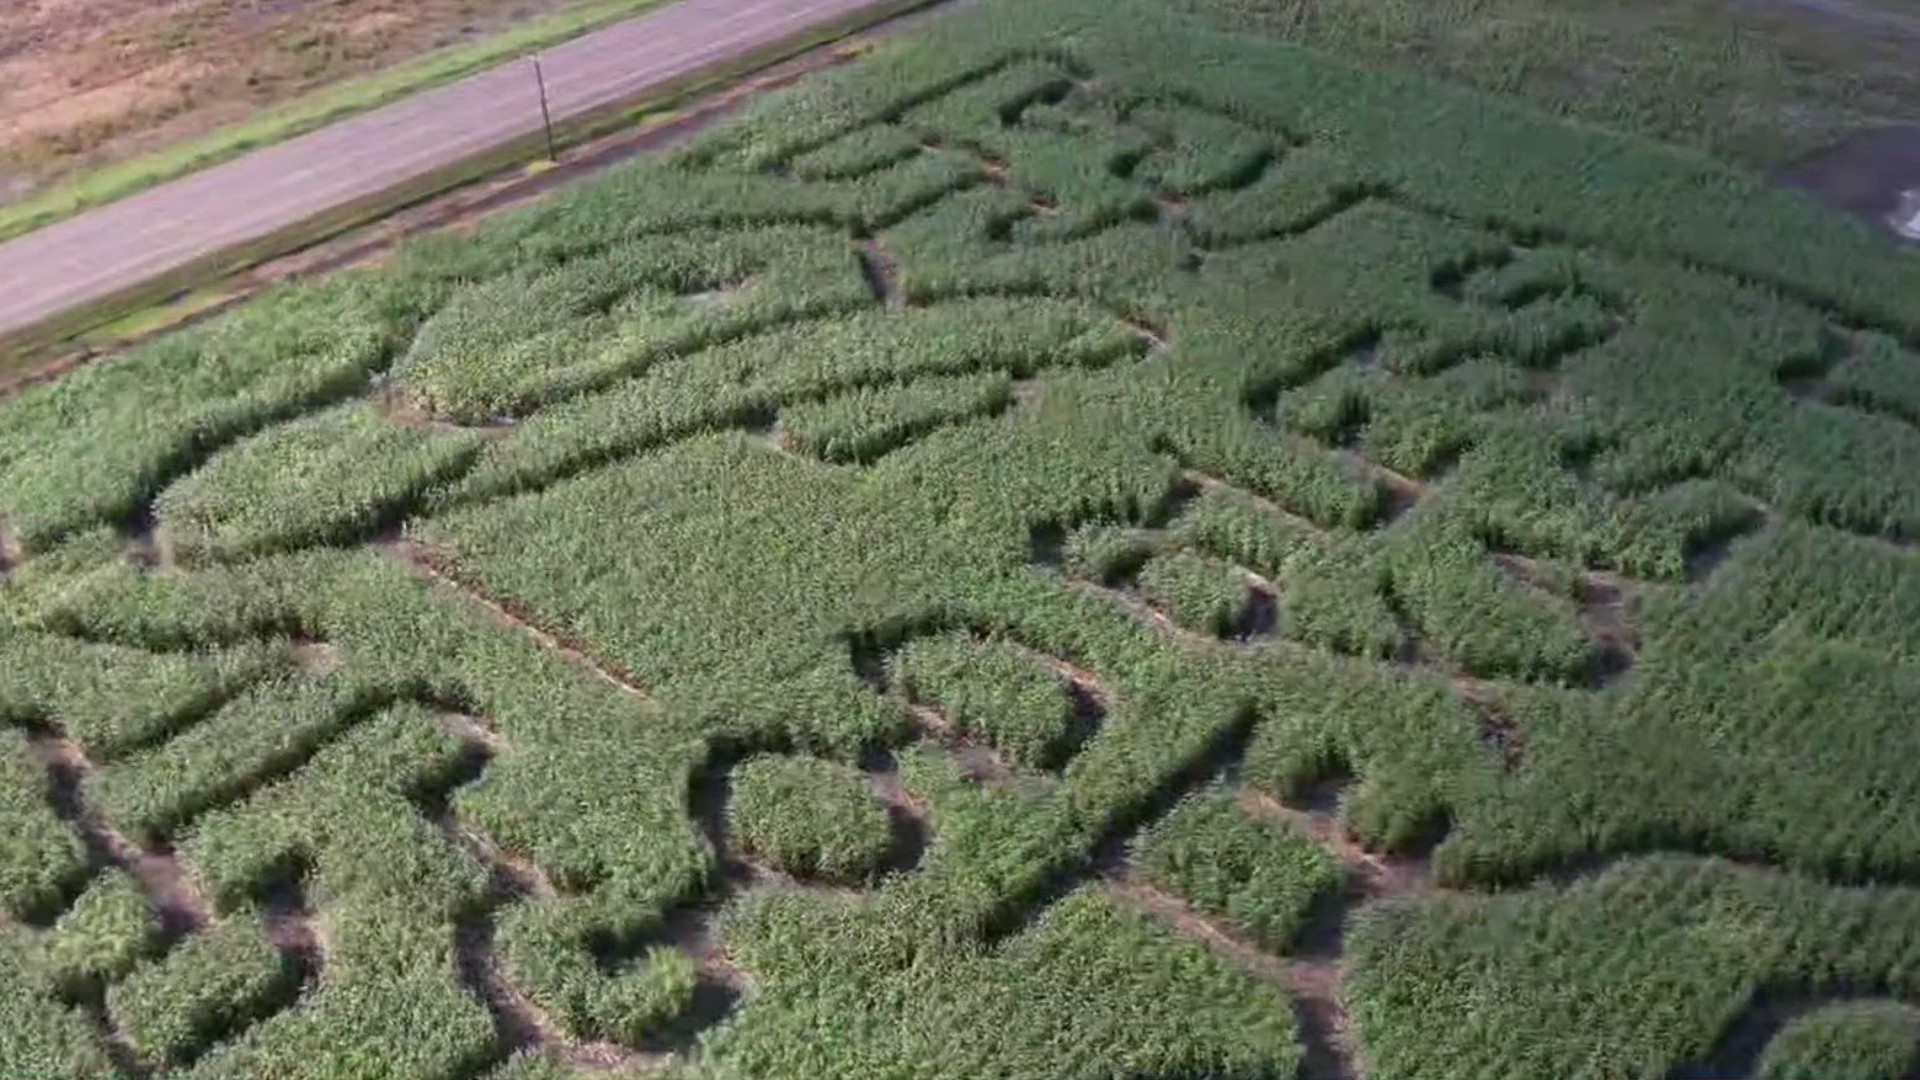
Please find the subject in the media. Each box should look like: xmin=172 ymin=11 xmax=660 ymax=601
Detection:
xmin=532 ymin=56 xmax=558 ymax=163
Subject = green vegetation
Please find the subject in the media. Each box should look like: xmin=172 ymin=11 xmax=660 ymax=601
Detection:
xmin=893 ymin=635 xmax=1080 ymax=771
xmin=0 ymin=633 xmax=290 ymax=760
xmin=1134 ymin=787 xmax=1340 ymax=949
xmin=0 ymin=274 xmax=431 ymax=551
xmin=728 ymin=755 xmax=894 ymax=883
xmin=1 ymin=0 xmax=1919 ymax=1074
xmin=1347 ymin=856 xmax=1920 ymax=1080
xmin=1135 ymin=549 xmax=1255 ymax=638
xmin=711 ymin=886 xmax=1299 ymax=1078
xmin=1383 ymin=510 xmax=1597 ymax=683
xmin=395 ymin=226 xmax=872 ymax=424
xmin=158 ymin=403 xmax=482 ymax=562
xmin=47 ymin=871 xmax=163 ymax=989
xmin=0 ymin=937 xmax=110 ymax=1076
xmin=1171 ymin=0 xmax=1920 ymax=170
xmin=0 ymin=729 xmax=86 ymax=922
xmin=90 ymin=674 xmax=370 ymax=841
xmin=1757 ymin=1001 xmax=1920 ymax=1080
xmin=780 ymin=372 xmax=1013 ymax=464
xmin=109 ymin=915 xmax=294 ymax=1066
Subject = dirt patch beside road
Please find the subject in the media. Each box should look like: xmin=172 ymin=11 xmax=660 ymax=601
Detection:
xmin=0 ymin=0 xmax=591 ymax=203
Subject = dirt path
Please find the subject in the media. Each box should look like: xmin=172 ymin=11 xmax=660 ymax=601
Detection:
xmin=0 ymin=0 xmax=931 ymax=352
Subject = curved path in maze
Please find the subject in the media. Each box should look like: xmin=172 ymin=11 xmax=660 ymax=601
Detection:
xmin=4 ymin=0 xmax=1920 ymax=1076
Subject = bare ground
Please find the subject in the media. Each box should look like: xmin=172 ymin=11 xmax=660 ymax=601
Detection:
xmin=0 ymin=0 xmax=593 ymax=204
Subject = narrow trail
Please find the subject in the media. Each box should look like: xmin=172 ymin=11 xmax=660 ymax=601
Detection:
xmin=420 ymin=703 xmax=675 ymax=1075
xmin=860 ymin=748 xmax=934 ymax=876
xmin=25 ymin=729 xmax=214 ymax=936
xmin=1233 ymin=787 xmax=1439 ymax=1080
xmin=1489 ymin=551 xmax=1641 ymax=686
xmin=259 ymin=875 xmax=325 ymax=995
xmin=868 ymin=625 xmax=1376 ymax=1077
xmin=22 ymin=727 xmax=219 ymax=1075
xmin=854 ymin=238 xmax=908 ymax=309
xmin=0 ymin=517 xmax=19 ymax=578
xmin=382 ymin=538 xmax=657 ymax=706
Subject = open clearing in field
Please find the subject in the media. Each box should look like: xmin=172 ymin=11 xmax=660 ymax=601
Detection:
xmin=3 ymin=0 xmax=1920 ymax=1076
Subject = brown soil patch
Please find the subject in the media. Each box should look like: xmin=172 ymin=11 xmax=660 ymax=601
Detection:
xmin=379 ymin=389 xmax=517 ymax=438
xmin=1108 ymin=878 xmax=1292 ymax=982
xmin=0 ymin=0 xmax=592 ymax=203
xmin=1663 ymin=982 xmax=1920 ymax=1080
xmin=1120 ymin=312 xmax=1170 ymax=350
xmin=1002 ymin=641 xmax=1111 ymax=750
xmin=454 ymin=905 xmax=572 ymax=1059
xmin=1226 ymin=785 xmax=1438 ymax=1080
xmin=260 ymin=875 xmax=325 ymax=985
xmin=473 ymin=830 xmax=563 ymax=903
xmin=86 ymin=1002 xmax=152 ymax=1078
xmin=1237 ymin=571 xmax=1281 ymax=640
xmin=1337 ymin=449 xmax=1428 ymax=520
xmin=423 ymin=725 xmax=658 ymax=1069
xmin=2 ymin=56 xmax=212 ymax=146
xmin=691 ymin=748 xmax=872 ymax=906
xmin=290 ymin=637 xmax=344 ymax=677
xmin=750 ymin=419 xmax=808 ymax=462
xmin=1285 ymin=953 xmax=1359 ymax=1080
xmin=861 ymin=753 xmax=931 ymax=820
xmin=122 ymin=511 xmax=176 ymax=571
xmin=1488 ymin=550 xmax=1641 ymax=686
xmin=1450 ymin=675 xmax=1528 ymax=769
xmin=1066 ymin=576 xmax=1210 ymax=644
xmin=860 ymin=749 xmax=933 ymax=876
xmin=1066 ymin=567 xmax=1285 ymax=653
xmin=853 ymin=238 xmax=906 ymax=309
xmin=435 ymin=709 xmax=511 ymax=757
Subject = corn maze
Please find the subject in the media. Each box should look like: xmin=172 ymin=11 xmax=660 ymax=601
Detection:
xmin=4 ymin=0 xmax=1920 ymax=1076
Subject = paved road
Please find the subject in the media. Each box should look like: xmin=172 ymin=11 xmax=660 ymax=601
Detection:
xmin=0 ymin=0 xmax=915 ymax=347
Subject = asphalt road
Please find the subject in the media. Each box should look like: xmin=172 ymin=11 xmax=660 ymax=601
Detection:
xmin=0 ymin=0 xmax=910 ymax=347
